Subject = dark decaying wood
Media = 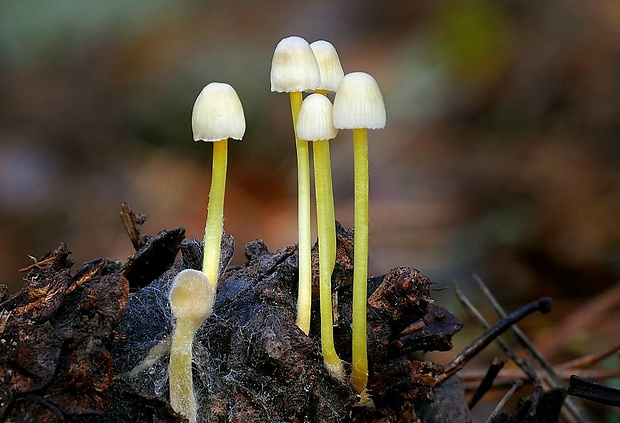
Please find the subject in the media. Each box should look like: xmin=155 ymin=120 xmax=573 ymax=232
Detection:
xmin=0 ymin=214 xmax=579 ymax=422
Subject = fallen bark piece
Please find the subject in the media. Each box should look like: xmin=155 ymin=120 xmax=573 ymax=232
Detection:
xmin=0 ymin=243 xmax=129 ymax=421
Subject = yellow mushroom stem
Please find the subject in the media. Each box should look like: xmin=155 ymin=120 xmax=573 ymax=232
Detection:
xmin=313 ymin=88 xmax=336 ymax=270
xmin=313 ymin=138 xmax=344 ymax=380
xmin=169 ymin=318 xmax=199 ymax=423
xmin=351 ymin=127 xmax=369 ymax=396
xmin=290 ymin=91 xmax=313 ymax=336
xmin=202 ymin=138 xmax=228 ymax=289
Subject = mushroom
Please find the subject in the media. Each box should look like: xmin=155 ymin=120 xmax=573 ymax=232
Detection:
xmin=297 ymin=93 xmax=344 ymax=380
xmin=168 ymin=269 xmax=215 ymax=423
xmin=333 ymin=72 xmax=386 ymax=400
xmin=309 ymin=40 xmax=345 ymax=96
xmin=270 ymin=36 xmax=320 ymax=335
xmin=191 ymin=82 xmax=245 ymax=288
xmin=309 ymin=39 xmax=344 ymax=271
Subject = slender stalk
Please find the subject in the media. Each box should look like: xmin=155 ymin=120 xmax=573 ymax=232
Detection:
xmin=202 ymin=139 xmax=228 ymax=289
xmin=314 ymin=89 xmax=336 ymax=272
xmin=351 ymin=128 xmax=369 ymax=395
xmin=313 ymin=139 xmax=336 ymax=276
xmin=314 ymin=139 xmax=343 ymax=380
xmin=290 ymin=91 xmax=313 ymax=335
xmin=169 ymin=319 xmax=198 ymax=423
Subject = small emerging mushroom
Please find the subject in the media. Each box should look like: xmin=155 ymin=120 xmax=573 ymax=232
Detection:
xmin=192 ymin=82 xmax=245 ymax=288
xmin=333 ymin=72 xmax=386 ymax=401
xmin=168 ymin=269 xmax=215 ymax=423
xmin=297 ymin=93 xmax=344 ymax=381
xmin=270 ymin=36 xmax=320 ymax=335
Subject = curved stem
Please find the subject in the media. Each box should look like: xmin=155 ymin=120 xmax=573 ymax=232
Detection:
xmin=290 ymin=91 xmax=313 ymax=335
xmin=202 ymin=139 xmax=228 ymax=289
xmin=351 ymin=128 xmax=369 ymax=394
xmin=169 ymin=320 xmax=198 ymax=423
xmin=314 ymin=139 xmax=343 ymax=380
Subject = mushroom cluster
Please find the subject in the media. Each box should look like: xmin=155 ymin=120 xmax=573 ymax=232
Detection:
xmin=169 ymin=35 xmax=385 ymax=421
xmin=270 ymin=35 xmax=386 ymax=399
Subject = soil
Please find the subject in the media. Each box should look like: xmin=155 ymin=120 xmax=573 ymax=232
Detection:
xmin=0 ymin=219 xmax=565 ymax=422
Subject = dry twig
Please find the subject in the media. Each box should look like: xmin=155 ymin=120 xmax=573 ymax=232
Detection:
xmin=472 ymin=275 xmax=595 ymax=423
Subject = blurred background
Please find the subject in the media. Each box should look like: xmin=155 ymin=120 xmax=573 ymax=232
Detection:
xmin=0 ymin=0 xmax=619 ymax=414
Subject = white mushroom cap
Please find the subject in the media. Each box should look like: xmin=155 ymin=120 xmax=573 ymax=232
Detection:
xmin=310 ymin=40 xmax=344 ymax=92
xmin=169 ymin=269 xmax=215 ymax=329
xmin=297 ymin=94 xmax=338 ymax=141
xmin=270 ymin=36 xmax=320 ymax=93
xmin=333 ymin=72 xmax=386 ymax=130
xmin=192 ymin=82 xmax=246 ymax=142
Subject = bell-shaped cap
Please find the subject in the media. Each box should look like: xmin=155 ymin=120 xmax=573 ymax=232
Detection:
xmin=169 ymin=269 xmax=215 ymax=330
xmin=192 ymin=82 xmax=246 ymax=142
xmin=270 ymin=36 xmax=320 ymax=93
xmin=333 ymin=72 xmax=386 ymax=130
xmin=297 ymin=94 xmax=338 ymax=141
xmin=310 ymin=40 xmax=344 ymax=92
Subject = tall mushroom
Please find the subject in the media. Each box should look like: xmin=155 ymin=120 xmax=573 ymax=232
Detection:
xmin=333 ymin=72 xmax=386 ymax=400
xmin=270 ymin=36 xmax=320 ymax=335
xmin=309 ymin=39 xmax=344 ymax=271
xmin=297 ymin=93 xmax=344 ymax=380
xmin=191 ymin=82 xmax=245 ymax=289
